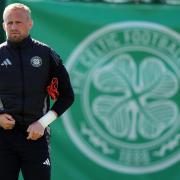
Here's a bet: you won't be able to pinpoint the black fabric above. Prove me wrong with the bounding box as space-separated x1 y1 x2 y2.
0 36 74 126
0 125 51 180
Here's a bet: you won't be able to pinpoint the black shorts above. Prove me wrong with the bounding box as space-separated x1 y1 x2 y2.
0 124 51 180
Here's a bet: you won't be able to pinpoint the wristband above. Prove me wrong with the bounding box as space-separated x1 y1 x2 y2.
38 110 57 128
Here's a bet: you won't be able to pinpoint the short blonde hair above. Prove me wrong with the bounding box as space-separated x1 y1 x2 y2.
3 3 32 21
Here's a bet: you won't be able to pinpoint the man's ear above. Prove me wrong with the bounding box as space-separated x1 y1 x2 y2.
29 20 33 30
2 22 6 31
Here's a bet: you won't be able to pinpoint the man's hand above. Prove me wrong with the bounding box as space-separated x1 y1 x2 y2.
0 113 15 130
27 121 45 140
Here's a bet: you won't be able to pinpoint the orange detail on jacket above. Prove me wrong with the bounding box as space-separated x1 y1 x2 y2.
47 78 59 101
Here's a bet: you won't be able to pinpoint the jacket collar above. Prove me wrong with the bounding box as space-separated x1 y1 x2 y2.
7 35 32 49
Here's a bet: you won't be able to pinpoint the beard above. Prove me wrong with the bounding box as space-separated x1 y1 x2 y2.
7 33 27 43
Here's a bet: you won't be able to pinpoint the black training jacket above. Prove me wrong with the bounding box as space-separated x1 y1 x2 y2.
0 36 74 126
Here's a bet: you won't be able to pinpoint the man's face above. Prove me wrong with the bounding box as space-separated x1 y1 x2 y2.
3 9 33 42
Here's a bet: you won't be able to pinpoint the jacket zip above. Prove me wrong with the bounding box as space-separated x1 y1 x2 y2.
18 47 25 122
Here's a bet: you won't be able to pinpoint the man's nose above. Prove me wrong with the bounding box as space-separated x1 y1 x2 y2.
11 23 18 30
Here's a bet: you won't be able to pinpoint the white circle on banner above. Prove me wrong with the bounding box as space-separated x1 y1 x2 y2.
63 21 180 174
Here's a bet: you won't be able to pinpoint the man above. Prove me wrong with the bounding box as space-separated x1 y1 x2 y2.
0 3 74 180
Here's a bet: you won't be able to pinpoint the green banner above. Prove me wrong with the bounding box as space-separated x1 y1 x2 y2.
0 0 5 43
5 1 180 180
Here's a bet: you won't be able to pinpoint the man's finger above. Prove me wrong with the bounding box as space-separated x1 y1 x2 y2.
7 120 15 125
5 114 15 121
27 126 32 133
27 131 33 139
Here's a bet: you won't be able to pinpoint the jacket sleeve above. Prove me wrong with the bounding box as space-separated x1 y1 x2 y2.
48 48 74 117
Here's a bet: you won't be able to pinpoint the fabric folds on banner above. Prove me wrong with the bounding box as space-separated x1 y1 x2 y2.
5 1 180 180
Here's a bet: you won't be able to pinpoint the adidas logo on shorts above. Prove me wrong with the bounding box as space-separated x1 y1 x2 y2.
43 158 50 166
